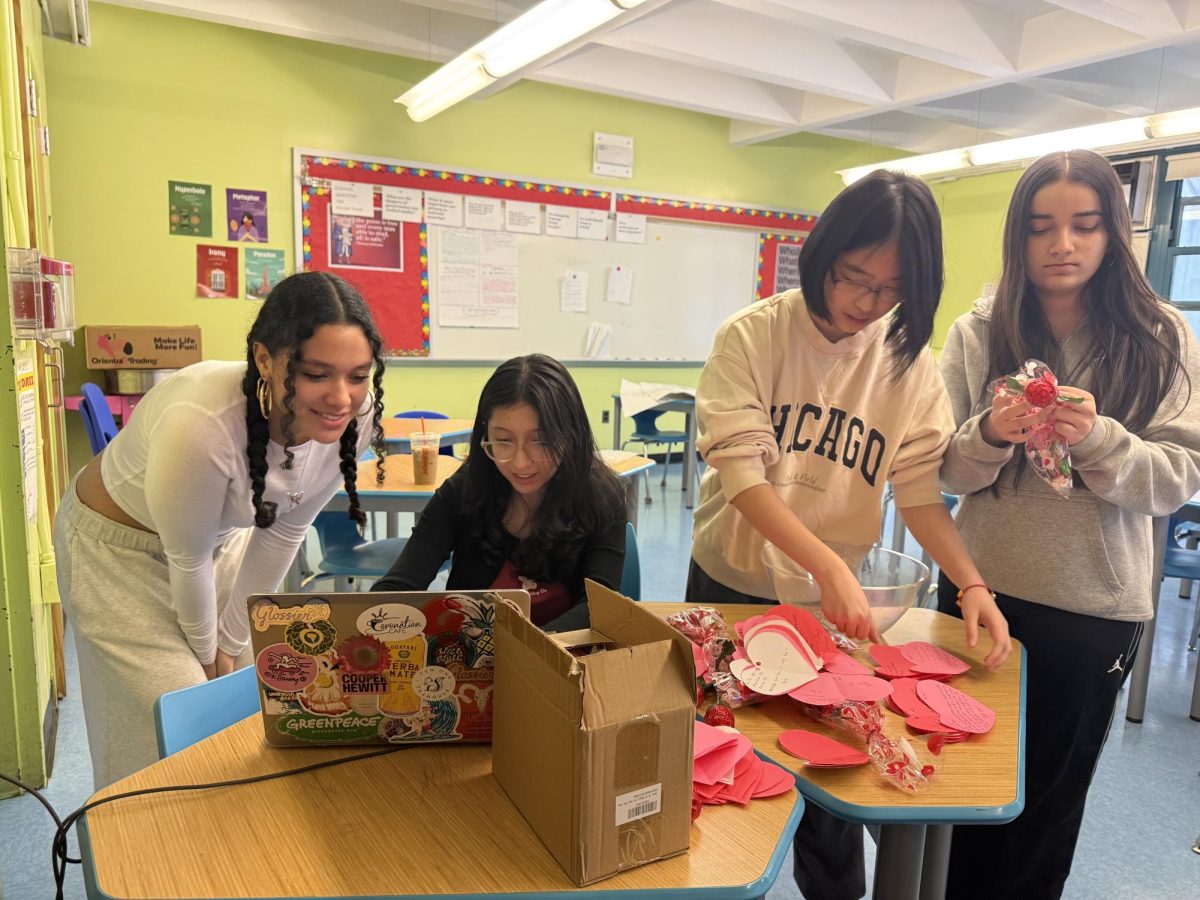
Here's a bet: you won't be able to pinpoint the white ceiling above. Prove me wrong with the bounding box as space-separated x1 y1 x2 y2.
96 0 1200 153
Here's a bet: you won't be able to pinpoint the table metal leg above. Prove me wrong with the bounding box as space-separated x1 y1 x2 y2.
918 824 952 900
873 824 926 900
684 409 697 509
386 512 400 539
625 476 640 531
1191 643 1200 721
1127 515 1167 722
612 396 622 450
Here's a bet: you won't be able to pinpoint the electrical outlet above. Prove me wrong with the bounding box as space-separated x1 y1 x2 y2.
601 410 610 424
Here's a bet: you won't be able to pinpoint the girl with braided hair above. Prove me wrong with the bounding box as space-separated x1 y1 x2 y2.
54 271 386 786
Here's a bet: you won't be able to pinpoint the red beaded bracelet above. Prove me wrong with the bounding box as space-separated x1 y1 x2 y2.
955 583 996 607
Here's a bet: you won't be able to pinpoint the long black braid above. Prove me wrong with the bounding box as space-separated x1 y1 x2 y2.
243 271 387 529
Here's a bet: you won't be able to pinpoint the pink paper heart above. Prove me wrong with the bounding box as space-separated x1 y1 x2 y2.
788 672 893 705
778 730 869 767
743 619 823 671
899 641 970 676
763 605 837 656
917 680 996 734
822 649 872 676
751 759 797 798
887 678 938 719
729 627 819 696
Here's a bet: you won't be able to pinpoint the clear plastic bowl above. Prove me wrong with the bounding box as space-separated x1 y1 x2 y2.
761 544 930 636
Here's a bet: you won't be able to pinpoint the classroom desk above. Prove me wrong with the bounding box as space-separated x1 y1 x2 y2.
611 394 699 510
78 719 804 900
381 416 473 451
331 453 656 537
648 603 1026 900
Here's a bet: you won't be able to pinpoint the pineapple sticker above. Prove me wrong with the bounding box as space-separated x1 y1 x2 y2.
445 594 496 667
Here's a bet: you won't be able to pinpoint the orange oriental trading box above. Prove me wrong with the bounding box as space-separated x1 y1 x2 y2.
83 325 202 369
246 590 530 746
493 581 697 886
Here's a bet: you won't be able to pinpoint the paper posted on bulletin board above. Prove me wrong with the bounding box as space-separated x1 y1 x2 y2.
17 358 38 521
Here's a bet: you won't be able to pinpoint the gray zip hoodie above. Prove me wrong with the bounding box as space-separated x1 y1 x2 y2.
939 298 1200 620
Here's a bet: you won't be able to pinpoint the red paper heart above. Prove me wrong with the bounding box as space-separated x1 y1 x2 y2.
917 680 996 734
778 730 870 766
763 605 837 656
899 641 970 676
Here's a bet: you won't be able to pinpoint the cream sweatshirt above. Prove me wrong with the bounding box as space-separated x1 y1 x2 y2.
691 290 953 598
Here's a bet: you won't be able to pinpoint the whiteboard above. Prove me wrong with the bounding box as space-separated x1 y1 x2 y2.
427 217 759 361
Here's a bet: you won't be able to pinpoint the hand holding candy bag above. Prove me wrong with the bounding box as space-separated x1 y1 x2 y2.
990 358 1083 497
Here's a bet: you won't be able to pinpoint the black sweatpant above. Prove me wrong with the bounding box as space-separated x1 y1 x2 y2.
687 560 866 900
935 576 1141 900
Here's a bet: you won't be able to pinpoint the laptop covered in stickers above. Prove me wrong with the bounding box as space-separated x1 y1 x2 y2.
246 590 531 747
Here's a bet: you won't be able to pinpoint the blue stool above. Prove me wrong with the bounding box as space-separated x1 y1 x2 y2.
154 666 259 758
621 410 691 504
621 521 641 600
79 382 119 454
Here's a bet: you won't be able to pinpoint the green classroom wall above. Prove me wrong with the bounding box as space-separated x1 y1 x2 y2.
43 3 1016 467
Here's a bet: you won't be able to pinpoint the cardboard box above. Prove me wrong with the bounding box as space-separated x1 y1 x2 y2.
84 325 202 369
493 581 696 886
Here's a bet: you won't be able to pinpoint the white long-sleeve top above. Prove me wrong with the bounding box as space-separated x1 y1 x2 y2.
691 290 953 598
100 360 374 662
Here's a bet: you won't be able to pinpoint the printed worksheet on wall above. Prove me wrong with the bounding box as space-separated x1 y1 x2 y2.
435 227 519 328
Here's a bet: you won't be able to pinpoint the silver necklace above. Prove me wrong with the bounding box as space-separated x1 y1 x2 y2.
280 444 313 510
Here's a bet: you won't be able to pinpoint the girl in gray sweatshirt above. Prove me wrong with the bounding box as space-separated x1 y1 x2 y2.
939 149 1200 899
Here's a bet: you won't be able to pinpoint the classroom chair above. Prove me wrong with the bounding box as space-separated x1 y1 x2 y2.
78 382 119 455
153 665 258 758
620 521 641 601
620 410 694 504
1163 510 1200 651
305 510 407 592
394 409 454 456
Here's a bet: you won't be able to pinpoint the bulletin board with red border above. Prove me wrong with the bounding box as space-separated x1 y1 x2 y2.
756 232 810 300
296 149 817 358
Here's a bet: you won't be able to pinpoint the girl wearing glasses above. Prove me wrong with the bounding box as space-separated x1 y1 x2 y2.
689 170 1010 900
373 354 626 630
937 150 1200 899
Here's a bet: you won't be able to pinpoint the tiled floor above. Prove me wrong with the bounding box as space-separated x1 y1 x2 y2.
2 463 1198 899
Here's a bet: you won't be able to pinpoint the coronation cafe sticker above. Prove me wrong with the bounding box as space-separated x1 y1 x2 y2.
276 713 384 743
357 603 426 640
257 643 318 691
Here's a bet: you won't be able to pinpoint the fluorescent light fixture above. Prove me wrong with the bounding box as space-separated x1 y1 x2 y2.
967 119 1148 166
839 149 971 185
396 0 647 121
397 53 494 123
1148 106 1200 139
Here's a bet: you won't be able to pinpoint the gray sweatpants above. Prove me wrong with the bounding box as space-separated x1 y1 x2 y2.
54 479 253 789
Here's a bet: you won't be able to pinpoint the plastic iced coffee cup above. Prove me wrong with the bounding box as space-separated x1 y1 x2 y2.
411 433 440 485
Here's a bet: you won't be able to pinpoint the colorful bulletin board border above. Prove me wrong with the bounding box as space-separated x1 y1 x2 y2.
756 232 809 301
296 150 614 357
615 193 817 232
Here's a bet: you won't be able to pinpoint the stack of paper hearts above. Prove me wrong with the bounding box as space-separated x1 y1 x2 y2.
691 720 795 817
868 641 970 680
728 606 894 706
884 677 995 745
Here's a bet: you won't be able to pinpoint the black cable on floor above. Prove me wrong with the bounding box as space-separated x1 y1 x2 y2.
1 743 408 899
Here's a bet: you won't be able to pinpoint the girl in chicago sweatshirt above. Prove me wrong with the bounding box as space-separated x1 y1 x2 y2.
939 149 1200 899
691 170 1010 900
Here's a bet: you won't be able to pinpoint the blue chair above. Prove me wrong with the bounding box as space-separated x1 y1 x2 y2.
1162 509 1200 651
621 410 692 504
305 510 407 591
621 521 641 600
153 666 259 758
78 382 118 455
394 409 454 456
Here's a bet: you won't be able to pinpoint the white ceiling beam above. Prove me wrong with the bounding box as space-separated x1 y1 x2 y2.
595 0 894 103
1041 0 1185 37
102 0 492 61
535 45 805 127
710 0 1021 77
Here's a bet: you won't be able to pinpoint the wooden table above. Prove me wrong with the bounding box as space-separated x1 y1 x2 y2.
647 603 1026 900
381 417 474 451
79 718 803 899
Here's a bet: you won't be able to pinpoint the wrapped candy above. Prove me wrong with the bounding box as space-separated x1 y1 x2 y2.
990 358 1083 497
797 699 937 793
666 606 764 708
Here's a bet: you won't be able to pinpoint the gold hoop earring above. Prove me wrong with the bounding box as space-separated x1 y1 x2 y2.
256 377 272 420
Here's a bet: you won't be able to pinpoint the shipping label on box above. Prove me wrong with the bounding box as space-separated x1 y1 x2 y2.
493 581 696 886
84 325 203 369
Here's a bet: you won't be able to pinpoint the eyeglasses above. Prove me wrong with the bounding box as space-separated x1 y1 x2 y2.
481 439 551 463
830 271 904 306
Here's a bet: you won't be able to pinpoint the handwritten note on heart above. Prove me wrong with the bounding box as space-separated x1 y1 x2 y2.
917 680 996 734
900 642 970 676
789 672 894 705
728 625 819 695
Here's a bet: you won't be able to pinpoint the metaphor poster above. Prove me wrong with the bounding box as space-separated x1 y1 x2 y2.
227 188 268 242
